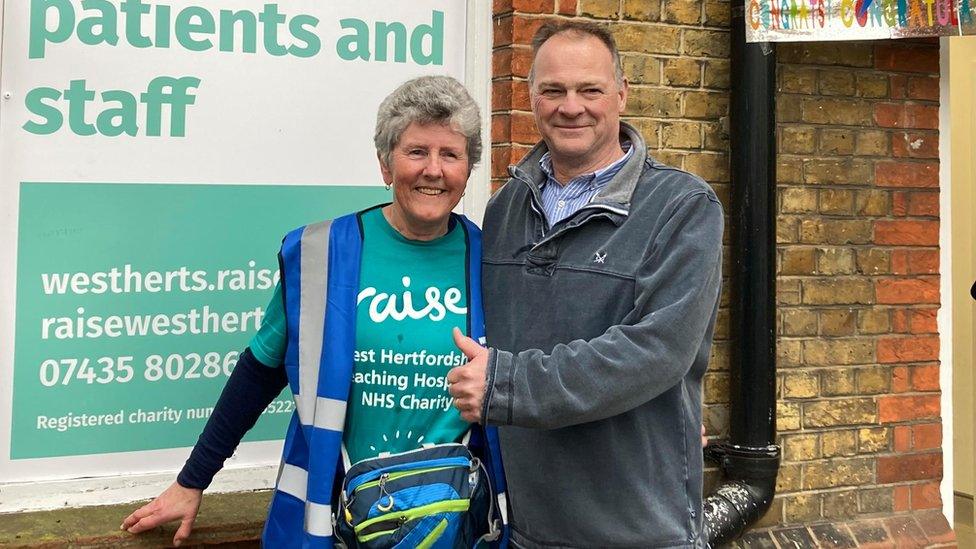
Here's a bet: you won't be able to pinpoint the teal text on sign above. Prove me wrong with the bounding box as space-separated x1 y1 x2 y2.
23 77 200 137
28 1 445 61
25 2 445 137
12 182 389 459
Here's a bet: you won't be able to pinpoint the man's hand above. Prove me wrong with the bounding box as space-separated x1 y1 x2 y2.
121 481 202 547
448 327 488 423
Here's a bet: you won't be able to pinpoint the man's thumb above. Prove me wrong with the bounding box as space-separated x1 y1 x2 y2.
452 327 484 359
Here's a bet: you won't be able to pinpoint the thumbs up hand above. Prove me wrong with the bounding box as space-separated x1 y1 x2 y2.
448 327 489 423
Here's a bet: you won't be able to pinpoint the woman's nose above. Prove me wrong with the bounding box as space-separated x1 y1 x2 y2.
423 155 443 177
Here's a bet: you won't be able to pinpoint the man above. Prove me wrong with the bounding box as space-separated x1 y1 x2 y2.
448 21 723 548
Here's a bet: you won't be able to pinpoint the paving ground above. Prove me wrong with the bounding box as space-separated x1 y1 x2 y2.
729 510 957 548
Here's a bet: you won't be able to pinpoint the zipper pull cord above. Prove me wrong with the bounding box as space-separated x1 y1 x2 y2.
339 488 355 525
376 473 395 512
474 456 501 542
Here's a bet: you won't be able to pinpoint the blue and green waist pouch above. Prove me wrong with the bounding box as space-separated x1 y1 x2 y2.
335 444 501 548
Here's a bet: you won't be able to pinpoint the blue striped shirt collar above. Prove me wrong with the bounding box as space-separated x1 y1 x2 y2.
537 142 634 227
538 141 634 191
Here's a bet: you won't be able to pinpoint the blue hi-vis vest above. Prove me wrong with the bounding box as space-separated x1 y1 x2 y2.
263 209 510 548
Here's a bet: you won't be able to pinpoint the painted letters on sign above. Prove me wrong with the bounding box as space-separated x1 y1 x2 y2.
746 0 976 41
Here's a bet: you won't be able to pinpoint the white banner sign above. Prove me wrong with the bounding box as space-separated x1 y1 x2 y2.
0 0 469 490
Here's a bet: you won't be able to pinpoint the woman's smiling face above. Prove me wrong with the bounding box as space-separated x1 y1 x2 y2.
380 122 469 240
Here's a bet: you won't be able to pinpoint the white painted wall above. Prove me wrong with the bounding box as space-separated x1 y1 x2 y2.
461 0 493 225
938 35 954 525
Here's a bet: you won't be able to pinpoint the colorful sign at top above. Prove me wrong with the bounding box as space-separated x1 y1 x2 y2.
746 0 976 41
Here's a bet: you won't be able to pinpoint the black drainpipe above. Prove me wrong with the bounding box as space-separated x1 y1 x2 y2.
702 2 782 546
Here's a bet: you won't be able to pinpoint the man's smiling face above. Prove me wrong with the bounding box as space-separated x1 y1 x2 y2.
530 32 628 175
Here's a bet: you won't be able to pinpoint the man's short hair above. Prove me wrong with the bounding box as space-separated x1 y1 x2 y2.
528 20 625 87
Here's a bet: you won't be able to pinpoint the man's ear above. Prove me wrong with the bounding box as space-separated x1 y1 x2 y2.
617 77 629 114
378 152 393 185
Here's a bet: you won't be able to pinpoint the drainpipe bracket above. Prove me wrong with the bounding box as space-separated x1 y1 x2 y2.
719 444 781 481
704 443 781 482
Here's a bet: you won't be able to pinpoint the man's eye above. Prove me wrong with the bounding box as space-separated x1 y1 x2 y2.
408 149 426 156
542 89 562 96
583 88 603 95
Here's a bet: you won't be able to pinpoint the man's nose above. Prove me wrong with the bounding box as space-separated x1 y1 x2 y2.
557 92 585 117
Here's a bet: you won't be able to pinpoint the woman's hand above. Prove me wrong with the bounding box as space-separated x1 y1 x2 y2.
121 481 203 547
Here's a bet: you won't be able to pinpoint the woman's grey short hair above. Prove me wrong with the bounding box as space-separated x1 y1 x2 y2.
374 76 482 169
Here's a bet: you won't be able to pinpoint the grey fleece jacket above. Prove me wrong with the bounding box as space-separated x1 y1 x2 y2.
480 122 723 548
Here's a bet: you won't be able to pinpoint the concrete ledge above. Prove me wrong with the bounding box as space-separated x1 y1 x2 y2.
0 490 270 548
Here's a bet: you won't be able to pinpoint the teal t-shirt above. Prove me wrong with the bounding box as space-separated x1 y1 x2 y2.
249 208 470 464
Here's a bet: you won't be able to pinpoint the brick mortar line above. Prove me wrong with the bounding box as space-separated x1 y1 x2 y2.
777 150 941 154
489 51 733 62
772 365 941 372
772 425 940 433
494 12 732 31
774 244 941 249
780 161 941 165
777 127 940 133
778 360 943 367
778 481 943 492
779 184 940 190
781 396 939 403
779 69 942 81
779 101 941 108
778 127 940 133
777 272 941 276
778 330 937 334
776 96 941 106
777 61 938 71
775 390 941 398
779 335 940 339
777 485 946 497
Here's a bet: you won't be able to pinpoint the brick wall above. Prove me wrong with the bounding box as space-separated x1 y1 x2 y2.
770 38 945 533
491 0 731 194
491 0 951 542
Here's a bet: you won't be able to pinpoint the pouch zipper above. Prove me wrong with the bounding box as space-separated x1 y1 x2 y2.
353 465 462 495
345 456 470 494
355 499 470 541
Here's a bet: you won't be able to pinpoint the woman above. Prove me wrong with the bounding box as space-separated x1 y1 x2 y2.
122 76 507 548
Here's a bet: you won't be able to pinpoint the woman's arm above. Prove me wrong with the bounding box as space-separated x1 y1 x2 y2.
121 348 288 546
177 348 288 488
